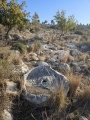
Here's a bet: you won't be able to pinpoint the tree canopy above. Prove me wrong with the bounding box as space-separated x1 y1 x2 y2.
0 0 29 39
54 10 77 33
31 12 40 32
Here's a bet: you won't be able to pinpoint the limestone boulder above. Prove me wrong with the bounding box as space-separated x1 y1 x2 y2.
23 65 69 105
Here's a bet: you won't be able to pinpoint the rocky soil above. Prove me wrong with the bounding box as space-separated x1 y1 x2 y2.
0 28 90 120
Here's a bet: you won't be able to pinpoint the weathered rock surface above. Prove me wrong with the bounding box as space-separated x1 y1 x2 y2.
70 49 82 57
79 116 88 120
6 81 18 95
65 43 77 49
81 44 89 52
23 65 69 105
13 60 29 74
58 50 70 63
58 63 71 73
37 61 49 67
3 110 13 120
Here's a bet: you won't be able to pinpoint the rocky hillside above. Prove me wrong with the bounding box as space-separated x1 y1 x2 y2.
0 27 90 120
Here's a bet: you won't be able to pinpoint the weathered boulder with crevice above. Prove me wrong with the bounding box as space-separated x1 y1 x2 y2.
23 64 69 105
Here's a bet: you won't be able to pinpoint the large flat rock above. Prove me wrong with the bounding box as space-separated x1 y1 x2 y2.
23 65 69 105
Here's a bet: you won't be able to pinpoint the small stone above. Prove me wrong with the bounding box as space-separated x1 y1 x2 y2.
3 110 13 120
79 116 88 120
6 81 18 95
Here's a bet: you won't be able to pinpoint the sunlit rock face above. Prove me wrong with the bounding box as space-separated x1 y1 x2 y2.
3 110 13 120
23 64 69 105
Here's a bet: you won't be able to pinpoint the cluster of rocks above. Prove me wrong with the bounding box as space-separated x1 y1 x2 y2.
2 29 90 120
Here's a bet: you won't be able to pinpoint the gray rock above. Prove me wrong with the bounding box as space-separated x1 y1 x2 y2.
72 63 81 72
13 60 29 74
81 44 89 51
38 62 49 67
14 34 22 41
6 81 18 95
74 61 84 66
87 59 90 63
65 43 77 49
23 65 69 105
8 35 12 40
59 63 71 73
69 56 74 62
79 116 88 120
70 50 82 57
3 110 13 120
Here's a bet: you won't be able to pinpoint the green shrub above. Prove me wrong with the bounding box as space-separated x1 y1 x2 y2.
11 43 26 53
74 30 83 35
30 28 35 33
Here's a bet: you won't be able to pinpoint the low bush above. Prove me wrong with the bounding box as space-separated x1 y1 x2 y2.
74 30 83 35
11 43 26 53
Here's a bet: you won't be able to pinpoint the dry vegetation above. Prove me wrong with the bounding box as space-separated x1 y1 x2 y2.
67 73 82 98
0 25 90 120
75 53 89 63
28 40 41 52
50 85 68 110
78 86 90 105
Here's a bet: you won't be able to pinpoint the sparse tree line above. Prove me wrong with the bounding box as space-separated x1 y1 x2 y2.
54 10 78 34
0 0 78 39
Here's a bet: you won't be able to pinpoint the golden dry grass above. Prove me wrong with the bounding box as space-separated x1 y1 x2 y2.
50 85 68 110
64 54 71 63
58 53 70 63
28 40 41 52
67 73 82 98
79 86 90 104
75 53 89 63
22 53 29 61
11 57 21 65
0 59 13 80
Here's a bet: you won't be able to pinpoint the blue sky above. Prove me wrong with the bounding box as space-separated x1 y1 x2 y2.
18 0 90 24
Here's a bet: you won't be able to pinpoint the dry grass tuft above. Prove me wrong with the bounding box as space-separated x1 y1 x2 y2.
0 59 13 80
11 57 21 65
64 54 70 63
58 51 70 63
78 86 90 105
67 73 82 98
75 53 89 63
28 40 41 52
49 85 68 111
22 53 29 61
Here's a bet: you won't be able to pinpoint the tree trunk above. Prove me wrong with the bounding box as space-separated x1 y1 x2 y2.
6 27 12 40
